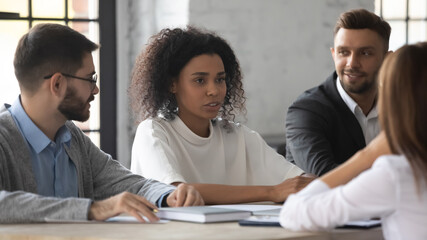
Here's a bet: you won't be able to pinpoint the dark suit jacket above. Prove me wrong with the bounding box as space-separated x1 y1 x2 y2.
285 72 366 176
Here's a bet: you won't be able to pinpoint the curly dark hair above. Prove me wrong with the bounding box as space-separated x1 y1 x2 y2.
129 26 246 123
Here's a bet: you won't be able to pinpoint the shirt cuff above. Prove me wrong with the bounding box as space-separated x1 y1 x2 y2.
156 190 174 207
86 200 94 220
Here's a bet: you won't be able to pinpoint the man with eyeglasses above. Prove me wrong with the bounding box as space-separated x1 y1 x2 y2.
0 23 204 223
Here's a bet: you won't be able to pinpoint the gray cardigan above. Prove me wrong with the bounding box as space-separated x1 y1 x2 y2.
0 104 175 223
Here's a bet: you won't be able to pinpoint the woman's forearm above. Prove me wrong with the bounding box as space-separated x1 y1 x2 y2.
171 175 314 205
321 131 390 188
191 184 272 204
172 182 272 204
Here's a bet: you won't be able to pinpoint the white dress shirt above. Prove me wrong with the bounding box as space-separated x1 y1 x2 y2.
280 155 427 240
336 78 380 144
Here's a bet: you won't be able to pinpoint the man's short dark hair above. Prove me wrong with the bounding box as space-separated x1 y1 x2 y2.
13 23 99 92
334 9 391 52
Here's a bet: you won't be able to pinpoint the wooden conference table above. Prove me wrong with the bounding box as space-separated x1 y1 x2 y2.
0 221 383 240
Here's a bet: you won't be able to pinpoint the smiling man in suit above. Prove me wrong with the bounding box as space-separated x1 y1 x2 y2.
285 9 392 176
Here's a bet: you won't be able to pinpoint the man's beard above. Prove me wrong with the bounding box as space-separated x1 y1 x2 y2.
58 86 94 122
340 69 377 94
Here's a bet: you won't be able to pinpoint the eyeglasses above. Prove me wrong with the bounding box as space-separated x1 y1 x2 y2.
44 73 98 91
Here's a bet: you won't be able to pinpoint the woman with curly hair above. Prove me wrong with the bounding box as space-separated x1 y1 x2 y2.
129 26 314 204
280 42 427 239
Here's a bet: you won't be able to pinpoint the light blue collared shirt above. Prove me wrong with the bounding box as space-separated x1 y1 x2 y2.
7 97 78 198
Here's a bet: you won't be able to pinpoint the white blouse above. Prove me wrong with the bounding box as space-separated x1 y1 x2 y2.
280 154 427 240
131 117 303 185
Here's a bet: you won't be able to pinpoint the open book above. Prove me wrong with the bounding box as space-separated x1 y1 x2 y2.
156 206 251 223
